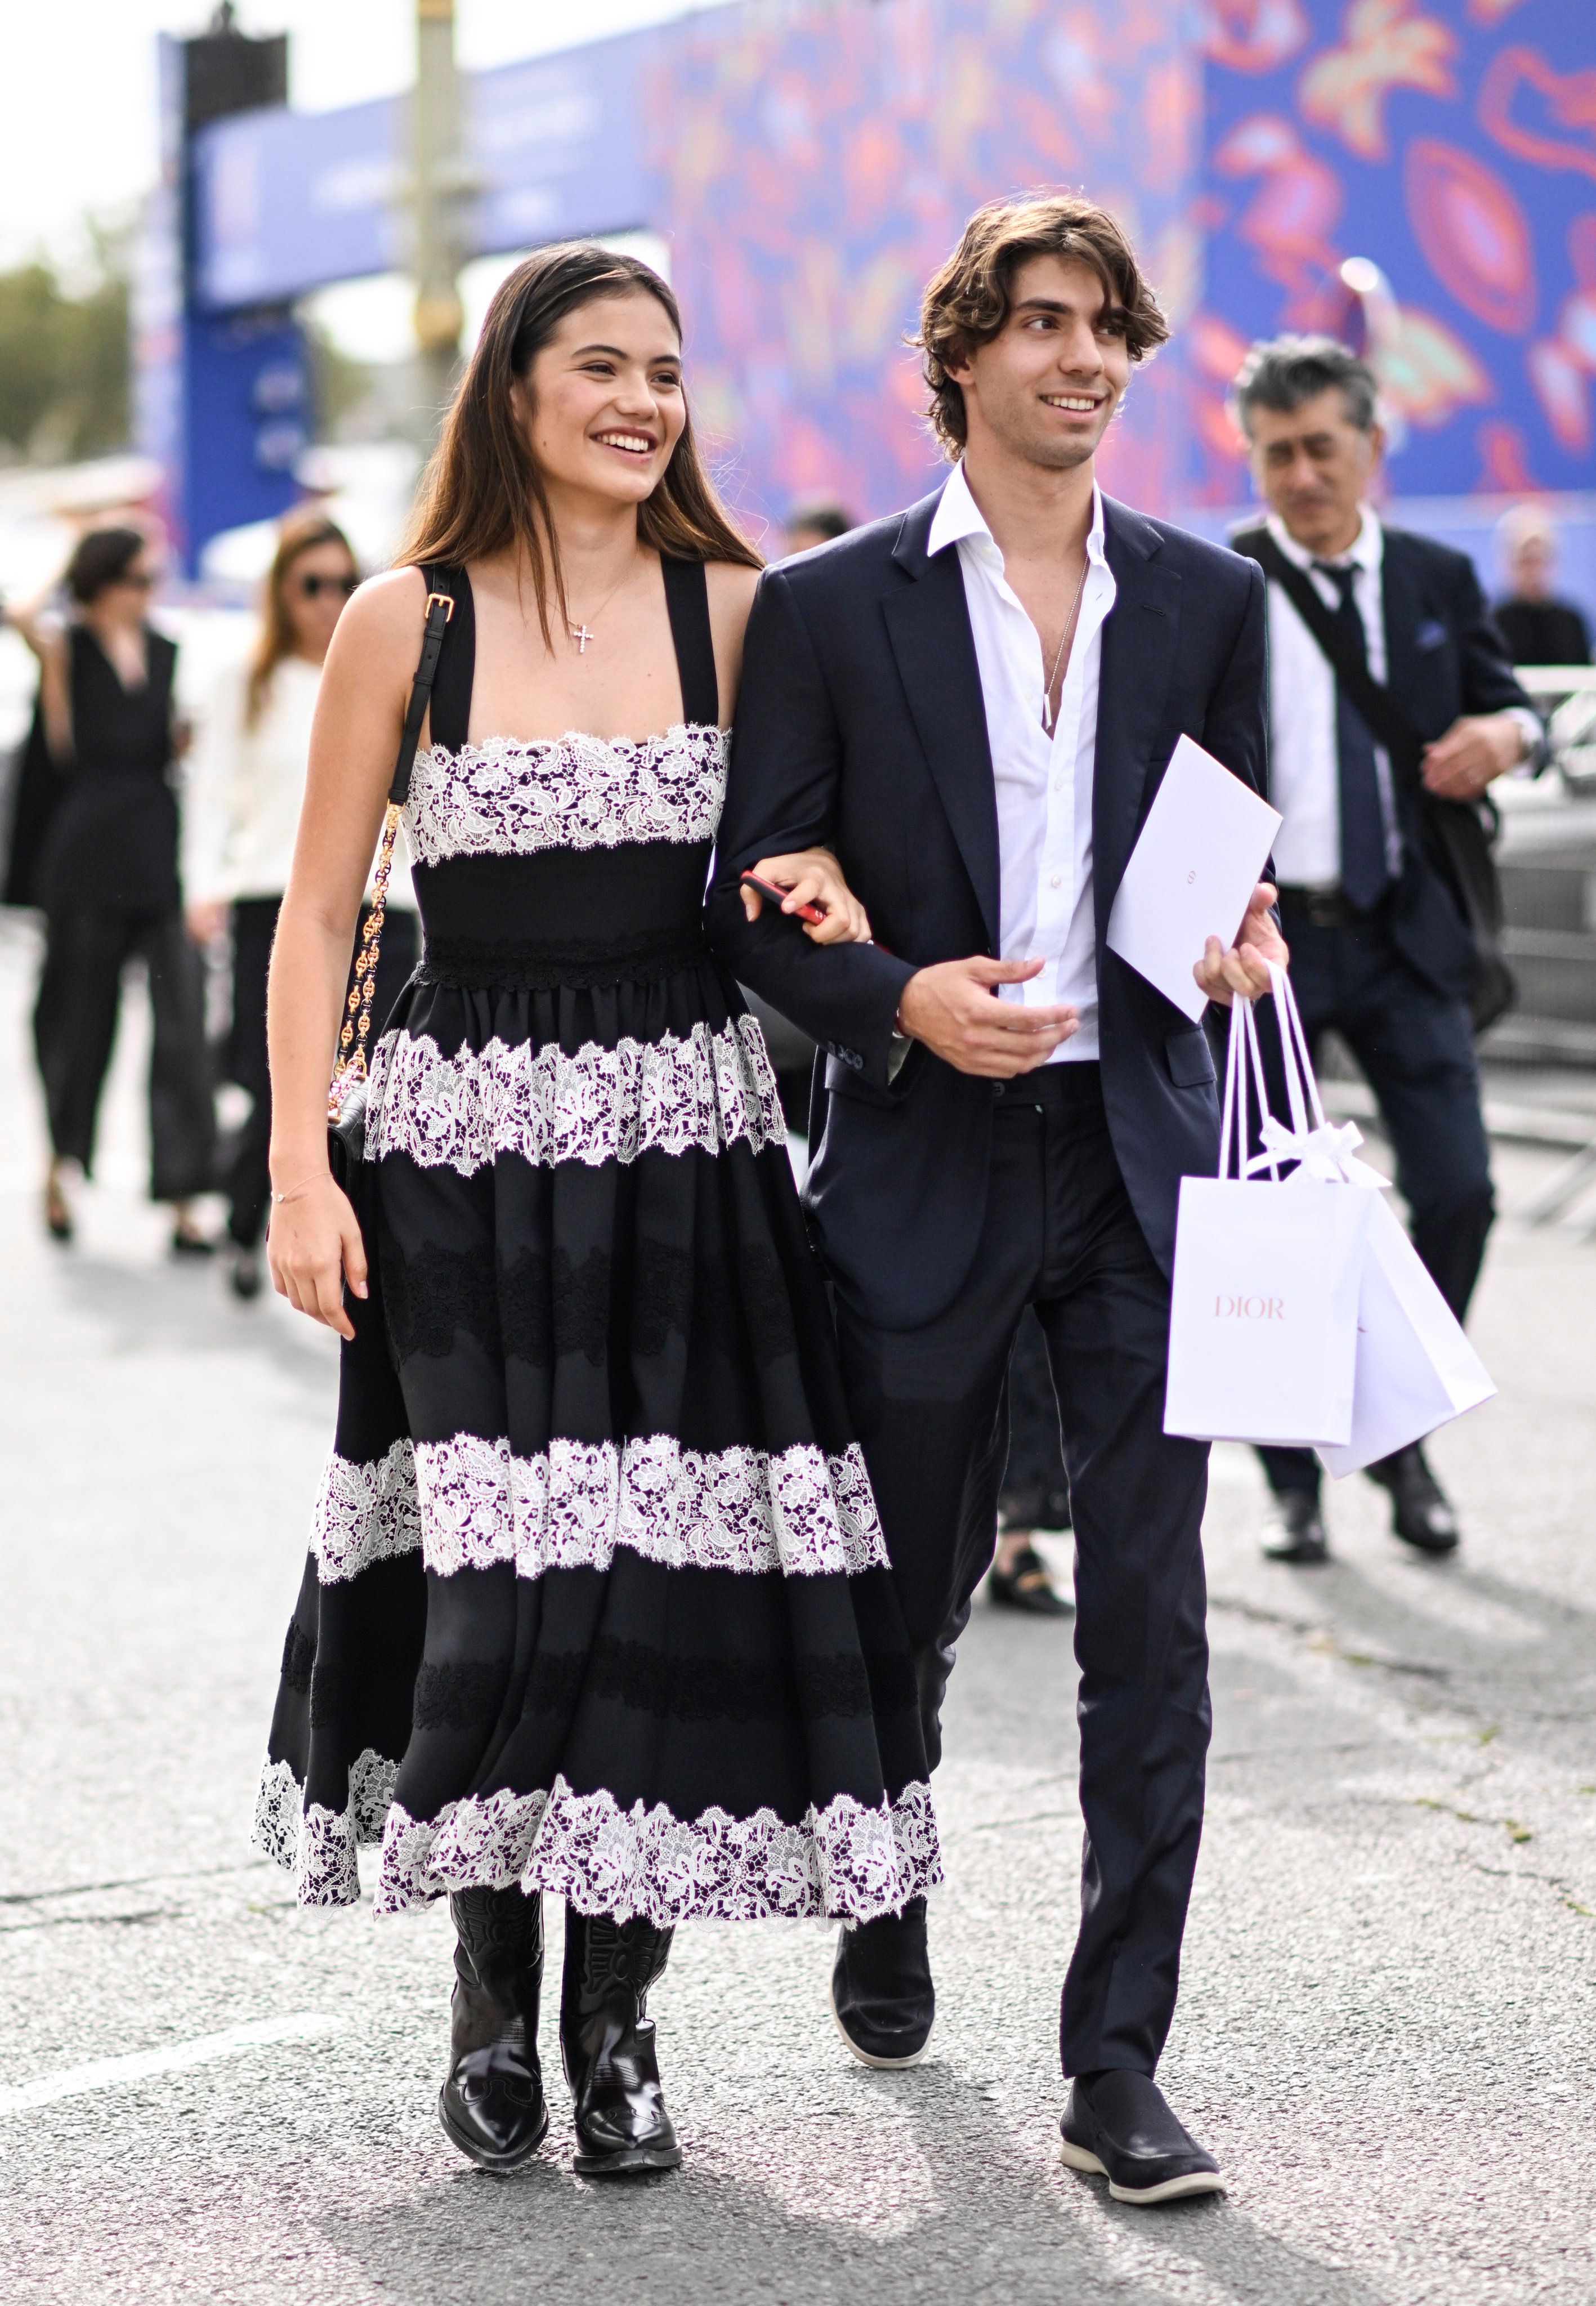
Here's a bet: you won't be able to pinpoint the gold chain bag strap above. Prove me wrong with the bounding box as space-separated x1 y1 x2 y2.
327 583 455 1158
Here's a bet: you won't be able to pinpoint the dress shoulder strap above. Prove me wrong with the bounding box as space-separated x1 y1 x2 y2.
660 556 719 728
420 564 475 752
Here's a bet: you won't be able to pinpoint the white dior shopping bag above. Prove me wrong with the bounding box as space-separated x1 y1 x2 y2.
1318 1190 1496 1476
1255 960 1496 1472
1164 968 1375 1447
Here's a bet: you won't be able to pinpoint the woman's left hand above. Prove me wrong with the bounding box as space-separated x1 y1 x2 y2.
739 848 871 945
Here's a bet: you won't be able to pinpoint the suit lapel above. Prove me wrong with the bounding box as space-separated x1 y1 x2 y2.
883 494 1002 948
1380 526 1423 707
1093 498 1181 936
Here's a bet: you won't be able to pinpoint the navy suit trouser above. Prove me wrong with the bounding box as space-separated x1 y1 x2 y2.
832 1062 1211 2080
1257 890 1495 1503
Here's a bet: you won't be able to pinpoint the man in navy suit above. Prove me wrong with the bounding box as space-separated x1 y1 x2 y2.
1228 337 1542 1567
708 195 1283 2205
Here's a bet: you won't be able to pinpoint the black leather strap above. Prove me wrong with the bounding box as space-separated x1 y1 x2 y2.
415 564 474 761
660 555 719 727
390 573 462 803
1233 529 1424 779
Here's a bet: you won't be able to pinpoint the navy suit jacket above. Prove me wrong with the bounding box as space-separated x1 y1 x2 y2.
706 486 1269 1331
1233 519 1538 1003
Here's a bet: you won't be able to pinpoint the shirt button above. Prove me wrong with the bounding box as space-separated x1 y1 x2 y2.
1049 873 1062 888
1053 777 1064 792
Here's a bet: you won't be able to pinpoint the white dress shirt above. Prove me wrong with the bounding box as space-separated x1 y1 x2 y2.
185 654 414 908
1263 507 1401 891
1263 505 1536 890
927 461 1116 1062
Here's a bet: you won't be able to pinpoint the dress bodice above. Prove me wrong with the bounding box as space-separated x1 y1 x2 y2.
404 723 728 866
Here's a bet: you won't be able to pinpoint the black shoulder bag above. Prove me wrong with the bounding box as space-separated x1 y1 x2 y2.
327 582 455 1167
1236 530 1515 1034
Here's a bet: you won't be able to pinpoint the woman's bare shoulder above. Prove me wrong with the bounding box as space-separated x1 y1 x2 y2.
703 558 761 643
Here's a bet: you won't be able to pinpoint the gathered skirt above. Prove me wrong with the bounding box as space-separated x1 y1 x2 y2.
252 951 940 1924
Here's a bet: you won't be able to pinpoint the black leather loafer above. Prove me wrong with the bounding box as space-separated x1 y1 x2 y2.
830 1897 935 2067
439 1885 550 2171
1260 1491 1329 1563
1059 2070 1224 2206
989 1543 1074 1616
1366 1444 1459 1555
561 1911 681 2175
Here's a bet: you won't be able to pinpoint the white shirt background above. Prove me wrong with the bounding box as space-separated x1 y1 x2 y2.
185 653 413 909
1262 506 1401 891
928 461 1115 1062
1261 504 1535 890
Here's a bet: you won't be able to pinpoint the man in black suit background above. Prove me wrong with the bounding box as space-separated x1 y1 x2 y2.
1228 337 1543 1567
708 194 1283 2206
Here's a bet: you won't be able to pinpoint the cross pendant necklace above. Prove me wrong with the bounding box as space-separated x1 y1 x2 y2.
566 557 636 656
570 623 595 653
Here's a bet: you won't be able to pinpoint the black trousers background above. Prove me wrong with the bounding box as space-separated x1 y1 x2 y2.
834 1064 1211 2078
34 906 213 1201
1001 1306 1073 1530
1257 891 1495 1502
226 896 419 1249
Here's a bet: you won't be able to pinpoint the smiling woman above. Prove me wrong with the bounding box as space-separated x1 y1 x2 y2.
251 239 938 2185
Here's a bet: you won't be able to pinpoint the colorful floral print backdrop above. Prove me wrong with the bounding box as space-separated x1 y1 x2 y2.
1192 0 1595 507
641 0 1198 537
634 0 1589 533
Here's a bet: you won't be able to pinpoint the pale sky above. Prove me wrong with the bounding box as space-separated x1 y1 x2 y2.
6 0 701 273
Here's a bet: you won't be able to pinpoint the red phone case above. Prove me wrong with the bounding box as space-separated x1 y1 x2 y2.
740 871 827 925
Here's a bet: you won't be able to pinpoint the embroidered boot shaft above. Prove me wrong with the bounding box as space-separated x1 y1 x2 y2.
560 1909 681 2175
437 1885 549 2169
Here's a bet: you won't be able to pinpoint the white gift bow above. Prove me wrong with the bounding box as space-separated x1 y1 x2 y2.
1253 1110 1390 1190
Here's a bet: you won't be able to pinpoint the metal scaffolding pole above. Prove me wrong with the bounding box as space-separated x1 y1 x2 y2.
412 0 464 442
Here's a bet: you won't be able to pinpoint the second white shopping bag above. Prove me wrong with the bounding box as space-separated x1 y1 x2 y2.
1164 975 1374 1447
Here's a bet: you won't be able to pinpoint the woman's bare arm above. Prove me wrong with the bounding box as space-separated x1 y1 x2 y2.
4 597 73 761
265 566 429 1337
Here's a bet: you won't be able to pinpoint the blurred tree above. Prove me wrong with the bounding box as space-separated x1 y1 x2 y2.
0 222 131 466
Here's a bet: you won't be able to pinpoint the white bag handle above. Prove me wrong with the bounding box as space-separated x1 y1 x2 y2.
1218 991 1280 1182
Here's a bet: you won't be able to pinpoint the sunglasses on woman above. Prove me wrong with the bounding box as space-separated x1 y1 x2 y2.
294 573 360 598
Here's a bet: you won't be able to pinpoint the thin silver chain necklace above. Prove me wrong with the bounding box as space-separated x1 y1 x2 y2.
1041 554 1090 735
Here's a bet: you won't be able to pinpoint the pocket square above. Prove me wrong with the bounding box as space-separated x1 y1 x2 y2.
1415 618 1449 651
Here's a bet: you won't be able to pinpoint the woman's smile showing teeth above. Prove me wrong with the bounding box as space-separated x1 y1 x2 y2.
594 429 656 455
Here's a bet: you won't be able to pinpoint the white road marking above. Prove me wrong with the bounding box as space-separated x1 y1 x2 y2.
0 2013 342 2116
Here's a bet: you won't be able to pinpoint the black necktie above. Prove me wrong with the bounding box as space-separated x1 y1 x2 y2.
1313 561 1391 911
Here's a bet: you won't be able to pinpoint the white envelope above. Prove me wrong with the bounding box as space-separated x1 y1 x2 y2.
1106 735 1282 1022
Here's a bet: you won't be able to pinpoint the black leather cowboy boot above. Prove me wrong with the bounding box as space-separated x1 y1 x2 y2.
560 1908 681 2175
437 1884 549 2170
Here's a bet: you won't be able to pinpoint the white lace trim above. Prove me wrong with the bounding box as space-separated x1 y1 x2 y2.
415 1432 887 1580
251 1748 400 1909
363 1013 784 1174
405 725 728 866
306 1434 886 1585
310 1437 418 1584
372 1773 943 1925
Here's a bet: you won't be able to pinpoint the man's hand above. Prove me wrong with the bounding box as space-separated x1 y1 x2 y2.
1421 713 1525 801
1193 881 1288 1007
737 847 871 944
897 955 1078 1077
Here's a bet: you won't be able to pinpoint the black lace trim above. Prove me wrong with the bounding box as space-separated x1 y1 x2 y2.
281 1620 316 1695
418 930 708 990
386 1236 798 1369
414 1659 509 1733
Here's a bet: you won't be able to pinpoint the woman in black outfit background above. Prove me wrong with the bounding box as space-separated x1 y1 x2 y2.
6 526 213 1248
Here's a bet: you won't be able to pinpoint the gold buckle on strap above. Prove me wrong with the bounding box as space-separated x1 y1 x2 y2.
424 591 456 622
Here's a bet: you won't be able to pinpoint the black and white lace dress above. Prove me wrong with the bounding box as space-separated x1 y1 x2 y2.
252 559 940 1925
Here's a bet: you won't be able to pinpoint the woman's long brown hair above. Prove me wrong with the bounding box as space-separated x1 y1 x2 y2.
246 511 358 727
398 243 761 645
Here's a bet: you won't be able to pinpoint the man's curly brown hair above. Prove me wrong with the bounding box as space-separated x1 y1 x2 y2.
913 194 1170 458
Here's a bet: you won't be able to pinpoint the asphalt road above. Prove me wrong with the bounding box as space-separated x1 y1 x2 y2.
2 913 1594 2305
